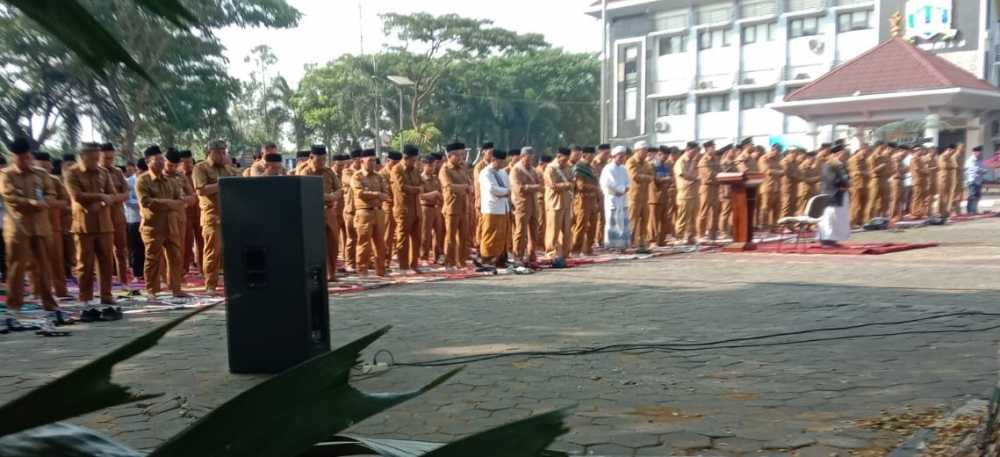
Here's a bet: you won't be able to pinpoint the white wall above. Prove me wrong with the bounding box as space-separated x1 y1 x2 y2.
653 113 695 144
655 53 692 94
835 29 877 64
698 111 733 139
741 39 782 81
741 107 783 136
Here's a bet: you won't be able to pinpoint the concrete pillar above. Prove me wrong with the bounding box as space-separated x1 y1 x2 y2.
923 113 942 146
806 121 819 150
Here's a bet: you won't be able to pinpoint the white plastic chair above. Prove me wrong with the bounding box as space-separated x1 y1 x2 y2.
776 194 831 252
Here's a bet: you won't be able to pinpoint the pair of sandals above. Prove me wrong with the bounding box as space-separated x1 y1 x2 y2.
79 307 124 323
3 314 72 337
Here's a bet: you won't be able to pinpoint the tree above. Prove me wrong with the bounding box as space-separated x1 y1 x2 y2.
293 55 383 151
380 13 547 129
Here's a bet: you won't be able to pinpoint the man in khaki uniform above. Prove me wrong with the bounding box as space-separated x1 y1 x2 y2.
192 139 236 294
165 149 197 286
243 143 286 177
570 146 598 256
925 148 939 215
136 146 188 297
390 145 424 273
179 150 203 273
718 145 736 236
888 146 905 219
697 141 722 240
341 149 362 271
649 146 673 246
779 147 801 218
591 144 611 247
625 142 655 251
439 143 472 270
99 143 130 288
352 149 389 276
757 144 784 231
847 145 871 226
418 155 443 263
937 145 957 217
909 146 930 218
796 150 821 214
64 142 116 304
33 152 71 299
378 152 400 269
2 138 60 312
544 147 574 263
299 145 342 281
865 144 891 220
509 147 542 264
536 155 551 244
674 142 701 245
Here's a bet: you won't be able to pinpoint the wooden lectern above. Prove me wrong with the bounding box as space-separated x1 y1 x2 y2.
718 172 764 251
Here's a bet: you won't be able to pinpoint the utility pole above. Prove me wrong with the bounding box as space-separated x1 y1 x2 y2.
600 0 608 143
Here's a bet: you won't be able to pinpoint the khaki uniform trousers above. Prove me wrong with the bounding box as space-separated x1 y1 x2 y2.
184 207 203 272
849 183 869 226
420 205 444 262
675 196 699 241
325 222 339 281
355 209 386 276
443 209 469 268
111 218 129 285
201 222 223 292
5 235 58 310
628 202 650 248
512 201 539 261
75 232 114 302
545 208 572 258
938 176 954 216
571 199 596 255
698 185 721 238
780 184 798 218
46 210 68 297
649 202 671 246
720 195 732 237
910 181 929 218
343 210 357 270
593 197 605 248
142 228 183 294
758 188 780 229
394 210 420 271
383 207 395 269
866 181 890 220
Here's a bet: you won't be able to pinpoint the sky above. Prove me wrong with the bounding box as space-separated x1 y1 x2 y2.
217 0 604 85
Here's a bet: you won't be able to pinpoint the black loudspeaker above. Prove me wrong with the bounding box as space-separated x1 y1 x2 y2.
220 176 330 374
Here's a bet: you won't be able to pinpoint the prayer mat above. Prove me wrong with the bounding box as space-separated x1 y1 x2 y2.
732 242 939 256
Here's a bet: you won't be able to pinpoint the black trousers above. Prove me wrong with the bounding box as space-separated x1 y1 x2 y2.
126 222 144 279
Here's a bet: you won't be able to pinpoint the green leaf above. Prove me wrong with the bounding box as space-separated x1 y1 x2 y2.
0 304 217 438
5 0 154 82
148 326 462 457
421 409 570 457
0 423 141 457
133 0 198 28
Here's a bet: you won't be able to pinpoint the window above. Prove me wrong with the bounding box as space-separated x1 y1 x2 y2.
657 98 687 117
742 22 776 44
697 94 730 113
654 10 688 30
740 90 774 109
786 0 823 11
624 46 639 83
741 0 776 18
625 88 638 120
837 10 871 32
696 4 732 25
658 34 687 55
698 28 733 50
788 17 819 38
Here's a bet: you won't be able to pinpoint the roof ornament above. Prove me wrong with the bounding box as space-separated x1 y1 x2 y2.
890 10 903 38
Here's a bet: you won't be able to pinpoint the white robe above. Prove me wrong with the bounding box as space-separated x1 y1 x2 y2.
817 194 851 242
600 162 630 249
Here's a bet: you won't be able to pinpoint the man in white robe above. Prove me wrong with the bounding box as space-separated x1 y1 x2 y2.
600 146 630 251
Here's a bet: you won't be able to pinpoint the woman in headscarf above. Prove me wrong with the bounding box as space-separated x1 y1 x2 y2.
817 145 851 247
600 146 630 251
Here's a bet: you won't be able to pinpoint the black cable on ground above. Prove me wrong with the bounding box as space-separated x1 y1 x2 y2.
373 311 1000 368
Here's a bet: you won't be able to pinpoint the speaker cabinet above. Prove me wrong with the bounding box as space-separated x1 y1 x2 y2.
220 176 330 374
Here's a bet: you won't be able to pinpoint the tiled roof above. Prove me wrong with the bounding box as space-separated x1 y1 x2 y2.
784 37 999 102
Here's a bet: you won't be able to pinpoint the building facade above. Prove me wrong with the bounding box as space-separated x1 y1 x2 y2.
589 0 1000 149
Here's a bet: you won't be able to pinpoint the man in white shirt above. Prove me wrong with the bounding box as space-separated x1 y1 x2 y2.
125 160 144 280
600 146 630 251
478 149 511 267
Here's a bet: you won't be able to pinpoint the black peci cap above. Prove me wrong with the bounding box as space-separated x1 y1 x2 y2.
493 150 508 160
165 148 182 164
7 137 32 154
361 149 376 158
582 146 596 154
310 144 328 155
403 144 419 157
387 151 403 161
598 143 611 150
480 142 494 150
446 142 466 152
100 142 115 152
333 154 350 162
556 147 571 156
686 141 699 149
296 150 310 159
264 153 282 163
540 155 554 163
350 148 362 159
32 151 50 161
143 145 163 158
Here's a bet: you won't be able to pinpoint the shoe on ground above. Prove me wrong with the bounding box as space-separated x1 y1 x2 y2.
80 308 102 323
100 307 123 322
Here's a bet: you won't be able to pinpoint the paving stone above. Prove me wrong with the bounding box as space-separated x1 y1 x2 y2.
763 434 817 450
712 437 764 453
795 445 847 457
607 432 661 449
660 431 712 451
815 435 871 450
586 443 636 456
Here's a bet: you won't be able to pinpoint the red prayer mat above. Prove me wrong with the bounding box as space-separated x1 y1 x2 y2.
733 242 939 255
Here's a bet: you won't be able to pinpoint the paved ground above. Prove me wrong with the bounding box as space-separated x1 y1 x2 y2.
2 216 999 456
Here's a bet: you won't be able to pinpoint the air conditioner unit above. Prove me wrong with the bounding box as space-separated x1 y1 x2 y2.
697 81 715 89
808 39 825 54
655 121 671 133
795 73 810 80
741 77 756 85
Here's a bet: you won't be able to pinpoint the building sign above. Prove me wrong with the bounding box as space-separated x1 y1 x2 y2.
905 0 957 40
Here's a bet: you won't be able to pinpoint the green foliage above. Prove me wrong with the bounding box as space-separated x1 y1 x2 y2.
391 123 443 153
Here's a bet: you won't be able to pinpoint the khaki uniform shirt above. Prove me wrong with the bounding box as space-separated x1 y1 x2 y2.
351 169 387 211
698 154 721 188
1 165 55 239
438 162 470 216
509 164 540 211
543 161 573 212
64 164 115 234
847 153 870 188
625 156 654 206
136 171 182 237
757 153 783 192
192 160 237 226
673 153 700 199
390 164 422 216
101 164 128 225
299 162 342 226
420 172 443 207
341 167 357 214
